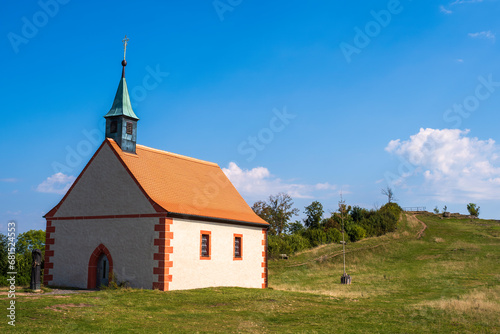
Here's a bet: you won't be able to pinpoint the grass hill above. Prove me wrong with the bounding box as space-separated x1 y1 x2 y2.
2 213 499 333
269 212 499 332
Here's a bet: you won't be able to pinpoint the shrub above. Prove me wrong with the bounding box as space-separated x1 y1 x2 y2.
351 206 369 223
302 229 327 248
326 228 342 244
348 225 366 242
267 234 310 258
467 203 480 218
379 202 403 218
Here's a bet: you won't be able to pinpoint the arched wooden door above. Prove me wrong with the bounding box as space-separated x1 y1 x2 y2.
88 244 113 289
96 254 109 288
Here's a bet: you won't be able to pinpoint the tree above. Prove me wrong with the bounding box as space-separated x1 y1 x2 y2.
381 186 396 203
17 230 45 255
351 206 368 223
433 206 439 214
252 193 299 235
288 220 305 235
467 203 480 218
252 201 272 223
303 201 324 229
322 215 341 230
0 230 45 286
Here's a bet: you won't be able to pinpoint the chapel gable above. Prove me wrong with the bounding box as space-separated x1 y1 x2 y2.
50 142 157 218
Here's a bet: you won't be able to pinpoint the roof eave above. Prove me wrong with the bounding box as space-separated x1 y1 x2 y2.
167 212 269 228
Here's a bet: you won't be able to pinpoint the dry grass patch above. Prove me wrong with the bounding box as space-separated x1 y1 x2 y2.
428 260 469 272
45 303 94 312
419 287 500 316
416 254 442 260
448 240 480 252
275 285 368 299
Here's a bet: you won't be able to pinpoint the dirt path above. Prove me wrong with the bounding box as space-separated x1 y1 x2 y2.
409 214 428 239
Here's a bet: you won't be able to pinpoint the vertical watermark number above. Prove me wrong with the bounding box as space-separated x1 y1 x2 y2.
6 221 17 326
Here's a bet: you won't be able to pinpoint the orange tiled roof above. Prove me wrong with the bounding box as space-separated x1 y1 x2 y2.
107 139 268 226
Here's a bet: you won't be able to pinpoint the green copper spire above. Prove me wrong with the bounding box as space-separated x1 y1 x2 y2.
105 36 138 120
104 36 139 154
104 64 139 120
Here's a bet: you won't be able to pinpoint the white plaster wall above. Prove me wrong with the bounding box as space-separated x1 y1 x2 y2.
169 218 265 290
54 143 156 217
51 217 157 289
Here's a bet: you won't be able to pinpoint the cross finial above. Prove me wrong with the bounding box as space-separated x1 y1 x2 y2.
122 35 129 61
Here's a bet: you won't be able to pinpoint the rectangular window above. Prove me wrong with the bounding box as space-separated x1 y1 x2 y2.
200 231 211 260
126 122 133 135
234 234 243 260
110 121 117 134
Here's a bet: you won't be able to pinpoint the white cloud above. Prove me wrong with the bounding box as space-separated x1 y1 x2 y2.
451 0 483 5
36 173 76 195
222 162 338 200
468 31 496 41
441 0 483 14
439 5 453 14
0 178 18 183
386 128 500 201
315 182 337 190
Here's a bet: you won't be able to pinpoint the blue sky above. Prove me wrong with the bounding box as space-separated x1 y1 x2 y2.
1 0 499 234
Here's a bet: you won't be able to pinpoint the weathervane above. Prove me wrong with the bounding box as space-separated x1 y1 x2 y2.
122 35 129 61
121 35 129 78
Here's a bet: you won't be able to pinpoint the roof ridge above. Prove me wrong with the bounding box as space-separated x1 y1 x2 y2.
136 144 219 167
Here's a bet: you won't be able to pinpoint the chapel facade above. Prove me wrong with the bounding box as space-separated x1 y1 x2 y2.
43 56 269 291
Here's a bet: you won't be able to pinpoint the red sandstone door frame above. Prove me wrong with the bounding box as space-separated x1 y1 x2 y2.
87 244 113 289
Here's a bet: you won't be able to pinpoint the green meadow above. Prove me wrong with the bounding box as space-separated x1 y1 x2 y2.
2 213 499 333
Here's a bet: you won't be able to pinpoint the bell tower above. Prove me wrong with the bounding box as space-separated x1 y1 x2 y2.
104 35 139 154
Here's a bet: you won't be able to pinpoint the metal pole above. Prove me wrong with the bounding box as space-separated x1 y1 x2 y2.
342 212 345 275
339 193 351 284
341 196 346 275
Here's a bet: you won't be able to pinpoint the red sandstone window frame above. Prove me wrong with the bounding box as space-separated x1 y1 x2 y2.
200 231 211 260
234 234 243 260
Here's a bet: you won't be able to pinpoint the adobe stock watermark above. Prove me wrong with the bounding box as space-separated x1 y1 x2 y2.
237 107 296 162
384 155 417 188
339 0 409 64
130 65 169 108
52 64 169 175
213 0 243 21
178 169 232 216
7 0 71 54
443 74 500 128
178 106 294 214
6 221 17 326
